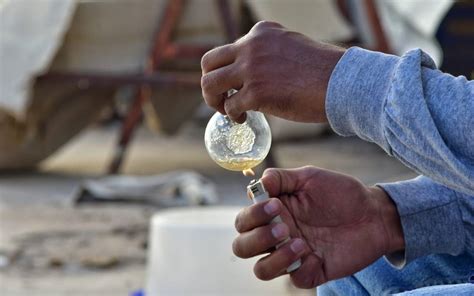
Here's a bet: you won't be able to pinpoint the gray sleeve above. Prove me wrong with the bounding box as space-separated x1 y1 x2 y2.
325 47 474 195
379 176 473 268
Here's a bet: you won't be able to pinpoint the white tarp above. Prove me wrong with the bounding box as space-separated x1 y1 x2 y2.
0 0 239 120
246 0 354 42
0 0 239 170
376 0 454 66
0 0 76 118
247 0 453 66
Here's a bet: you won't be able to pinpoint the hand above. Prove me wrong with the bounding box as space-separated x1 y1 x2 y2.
201 21 345 123
232 166 405 288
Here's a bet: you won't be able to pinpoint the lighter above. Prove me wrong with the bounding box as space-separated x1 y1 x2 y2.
247 179 302 273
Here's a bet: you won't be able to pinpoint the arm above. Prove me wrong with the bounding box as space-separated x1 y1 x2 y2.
378 176 473 268
201 21 473 193
326 47 474 195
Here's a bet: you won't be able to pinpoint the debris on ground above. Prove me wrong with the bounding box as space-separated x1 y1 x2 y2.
73 171 219 207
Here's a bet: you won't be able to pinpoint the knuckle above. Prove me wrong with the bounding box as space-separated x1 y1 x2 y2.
244 37 267 55
253 263 271 281
200 74 209 90
203 96 219 108
300 165 318 176
237 60 251 74
201 88 208 102
246 81 264 100
246 82 256 97
234 213 244 233
232 237 244 257
254 20 280 30
201 92 213 106
237 63 258 88
200 74 214 91
200 51 212 71
263 168 277 177
290 275 315 289
241 32 268 53
254 20 269 30
224 100 241 119
291 279 309 289
227 112 241 122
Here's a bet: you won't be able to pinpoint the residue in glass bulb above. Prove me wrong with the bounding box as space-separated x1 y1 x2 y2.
214 157 263 171
226 123 255 154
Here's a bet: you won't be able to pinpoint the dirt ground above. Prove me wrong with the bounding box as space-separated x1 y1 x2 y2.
0 120 416 295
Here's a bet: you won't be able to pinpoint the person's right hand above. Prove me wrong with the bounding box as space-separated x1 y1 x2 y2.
232 166 405 288
201 21 345 123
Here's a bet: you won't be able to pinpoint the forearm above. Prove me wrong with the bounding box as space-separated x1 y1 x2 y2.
326 47 474 195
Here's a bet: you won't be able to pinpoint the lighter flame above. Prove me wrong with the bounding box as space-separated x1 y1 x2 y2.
242 168 255 177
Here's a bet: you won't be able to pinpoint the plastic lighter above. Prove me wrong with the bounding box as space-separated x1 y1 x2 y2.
247 179 302 273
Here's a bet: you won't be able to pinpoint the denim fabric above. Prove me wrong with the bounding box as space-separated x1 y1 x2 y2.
317 251 474 295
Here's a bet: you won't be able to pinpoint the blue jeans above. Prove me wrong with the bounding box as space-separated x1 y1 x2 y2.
317 251 474 295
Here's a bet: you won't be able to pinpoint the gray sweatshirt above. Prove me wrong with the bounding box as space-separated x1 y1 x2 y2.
326 47 473 268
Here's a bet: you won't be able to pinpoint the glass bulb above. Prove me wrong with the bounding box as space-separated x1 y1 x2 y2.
204 111 272 172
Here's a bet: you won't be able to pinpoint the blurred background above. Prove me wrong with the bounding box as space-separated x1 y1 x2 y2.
0 0 473 295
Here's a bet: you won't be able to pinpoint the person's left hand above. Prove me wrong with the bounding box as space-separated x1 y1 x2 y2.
232 166 405 288
201 21 345 123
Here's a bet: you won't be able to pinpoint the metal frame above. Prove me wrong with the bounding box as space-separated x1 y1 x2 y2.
37 0 239 174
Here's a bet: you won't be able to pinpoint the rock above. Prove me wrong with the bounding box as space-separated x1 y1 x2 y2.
80 255 119 269
48 257 64 268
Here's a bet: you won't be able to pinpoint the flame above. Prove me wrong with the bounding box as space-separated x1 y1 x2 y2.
242 168 255 177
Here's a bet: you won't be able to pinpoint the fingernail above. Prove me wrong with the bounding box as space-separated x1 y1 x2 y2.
290 239 305 254
264 200 279 215
271 224 287 239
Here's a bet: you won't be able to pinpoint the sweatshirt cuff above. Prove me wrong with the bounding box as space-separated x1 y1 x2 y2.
378 176 465 268
325 47 399 153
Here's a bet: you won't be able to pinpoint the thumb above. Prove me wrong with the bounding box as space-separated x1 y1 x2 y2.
261 166 316 197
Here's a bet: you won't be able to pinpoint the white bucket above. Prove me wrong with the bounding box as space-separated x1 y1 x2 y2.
145 206 295 296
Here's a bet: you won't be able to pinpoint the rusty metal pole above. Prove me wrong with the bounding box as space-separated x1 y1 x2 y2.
108 0 240 174
108 0 185 174
216 0 240 42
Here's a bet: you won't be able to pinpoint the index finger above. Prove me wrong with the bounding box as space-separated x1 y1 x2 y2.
201 43 237 74
235 198 283 233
